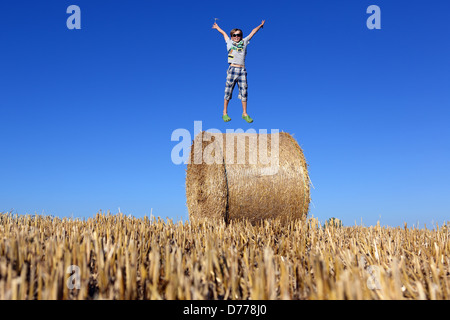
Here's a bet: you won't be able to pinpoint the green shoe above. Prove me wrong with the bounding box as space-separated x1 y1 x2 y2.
242 114 253 123
222 114 231 122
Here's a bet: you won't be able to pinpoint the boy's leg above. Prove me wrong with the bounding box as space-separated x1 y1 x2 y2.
241 100 248 116
237 69 249 116
224 66 237 112
223 99 230 115
224 67 238 115
222 99 232 122
241 100 253 123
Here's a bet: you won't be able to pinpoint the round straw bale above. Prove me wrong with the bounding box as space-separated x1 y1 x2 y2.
186 131 310 224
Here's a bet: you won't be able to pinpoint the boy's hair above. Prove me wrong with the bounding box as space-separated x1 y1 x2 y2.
230 28 243 37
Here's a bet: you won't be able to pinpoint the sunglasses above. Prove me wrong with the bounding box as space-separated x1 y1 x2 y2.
232 34 242 37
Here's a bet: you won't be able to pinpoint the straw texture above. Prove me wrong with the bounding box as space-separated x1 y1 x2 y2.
186 131 310 224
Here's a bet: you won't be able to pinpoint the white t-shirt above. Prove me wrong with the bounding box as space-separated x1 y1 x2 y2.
226 36 250 66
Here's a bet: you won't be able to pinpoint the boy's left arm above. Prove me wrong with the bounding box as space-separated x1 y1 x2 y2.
247 20 265 41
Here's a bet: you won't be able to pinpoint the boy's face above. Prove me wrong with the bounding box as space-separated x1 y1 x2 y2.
231 31 242 41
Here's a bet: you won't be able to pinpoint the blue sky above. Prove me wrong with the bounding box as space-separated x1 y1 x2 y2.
1 0 449 227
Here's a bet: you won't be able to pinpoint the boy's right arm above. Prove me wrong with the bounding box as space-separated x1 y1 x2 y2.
212 22 229 42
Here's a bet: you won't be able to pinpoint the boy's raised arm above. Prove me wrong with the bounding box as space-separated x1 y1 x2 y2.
212 22 229 42
247 20 265 41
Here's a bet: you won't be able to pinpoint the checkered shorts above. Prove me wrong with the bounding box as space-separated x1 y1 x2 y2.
224 66 248 101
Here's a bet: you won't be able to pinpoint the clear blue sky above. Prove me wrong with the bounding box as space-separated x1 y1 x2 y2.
1 0 449 227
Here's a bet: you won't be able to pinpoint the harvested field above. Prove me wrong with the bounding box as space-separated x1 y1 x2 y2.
0 212 448 300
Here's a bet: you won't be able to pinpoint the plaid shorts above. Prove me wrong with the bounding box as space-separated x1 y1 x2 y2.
224 66 248 101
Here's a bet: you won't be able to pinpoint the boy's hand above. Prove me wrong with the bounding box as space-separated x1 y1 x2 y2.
212 22 229 41
247 19 266 41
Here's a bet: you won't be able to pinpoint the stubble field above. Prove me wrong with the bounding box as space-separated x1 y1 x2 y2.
0 212 448 300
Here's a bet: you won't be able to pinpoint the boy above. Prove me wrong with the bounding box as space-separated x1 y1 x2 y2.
212 20 265 123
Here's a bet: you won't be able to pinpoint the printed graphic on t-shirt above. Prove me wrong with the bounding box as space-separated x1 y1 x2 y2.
227 39 247 63
229 45 243 52
228 46 243 56
228 48 234 60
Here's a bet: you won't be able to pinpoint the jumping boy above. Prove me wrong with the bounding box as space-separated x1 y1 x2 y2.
212 20 265 123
